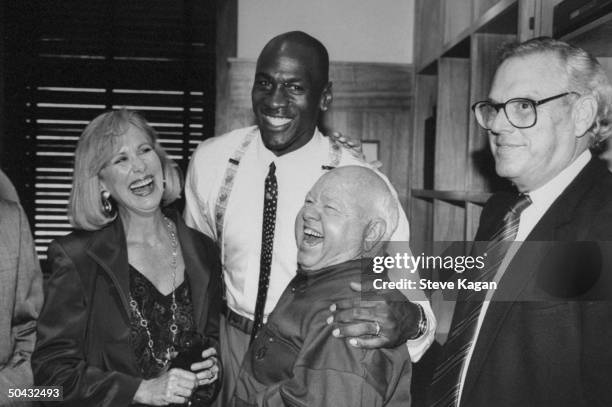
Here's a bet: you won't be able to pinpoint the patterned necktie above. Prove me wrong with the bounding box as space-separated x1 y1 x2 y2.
429 193 531 407
251 162 277 343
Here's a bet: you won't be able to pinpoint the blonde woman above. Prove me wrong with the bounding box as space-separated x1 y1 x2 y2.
33 110 221 406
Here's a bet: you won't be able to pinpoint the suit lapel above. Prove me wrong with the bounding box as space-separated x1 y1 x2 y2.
85 218 131 318
460 158 603 404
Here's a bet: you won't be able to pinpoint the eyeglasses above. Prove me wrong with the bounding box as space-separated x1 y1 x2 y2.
471 92 580 130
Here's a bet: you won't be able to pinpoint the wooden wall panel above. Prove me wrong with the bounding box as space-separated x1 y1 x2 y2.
218 59 255 133
323 62 413 210
518 0 537 41
410 74 437 253
443 0 473 45
214 0 238 136
363 112 394 169
434 58 470 242
217 58 414 209
430 58 470 340
415 0 443 69
518 0 563 40
473 0 503 20
388 113 413 207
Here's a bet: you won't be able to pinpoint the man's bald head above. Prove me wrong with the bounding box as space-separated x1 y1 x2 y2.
323 166 398 240
295 166 398 270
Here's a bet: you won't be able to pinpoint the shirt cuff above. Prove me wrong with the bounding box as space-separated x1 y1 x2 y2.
406 300 436 362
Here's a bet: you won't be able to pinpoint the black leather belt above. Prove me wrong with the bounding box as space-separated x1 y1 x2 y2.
223 303 254 335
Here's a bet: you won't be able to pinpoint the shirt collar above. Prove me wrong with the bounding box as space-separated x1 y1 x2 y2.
527 149 591 209
255 127 326 166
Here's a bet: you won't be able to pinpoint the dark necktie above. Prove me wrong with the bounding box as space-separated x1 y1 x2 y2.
429 193 531 407
251 162 277 343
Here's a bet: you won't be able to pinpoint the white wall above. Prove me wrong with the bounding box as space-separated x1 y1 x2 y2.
237 0 414 64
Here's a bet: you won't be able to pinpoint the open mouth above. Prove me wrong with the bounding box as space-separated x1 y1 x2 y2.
303 226 323 246
263 114 292 128
129 175 155 196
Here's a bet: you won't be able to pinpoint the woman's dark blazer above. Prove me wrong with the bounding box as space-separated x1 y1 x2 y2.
32 209 222 406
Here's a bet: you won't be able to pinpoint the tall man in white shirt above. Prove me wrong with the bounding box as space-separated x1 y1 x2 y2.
429 37 612 407
185 31 435 404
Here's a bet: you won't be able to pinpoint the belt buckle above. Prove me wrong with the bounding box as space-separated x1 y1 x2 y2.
231 312 240 324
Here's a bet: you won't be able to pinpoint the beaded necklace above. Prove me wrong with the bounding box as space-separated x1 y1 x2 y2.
128 215 179 368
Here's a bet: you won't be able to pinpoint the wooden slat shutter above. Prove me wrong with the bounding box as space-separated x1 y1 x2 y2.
2 0 216 261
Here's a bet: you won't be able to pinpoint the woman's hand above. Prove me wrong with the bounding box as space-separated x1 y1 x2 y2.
190 347 220 387
133 368 197 406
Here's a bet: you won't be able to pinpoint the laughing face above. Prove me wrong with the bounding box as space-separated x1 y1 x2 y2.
252 39 331 156
98 125 164 218
295 172 368 271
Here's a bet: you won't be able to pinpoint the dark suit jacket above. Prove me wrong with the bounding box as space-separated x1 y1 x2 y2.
456 158 612 406
32 209 222 407
0 199 43 407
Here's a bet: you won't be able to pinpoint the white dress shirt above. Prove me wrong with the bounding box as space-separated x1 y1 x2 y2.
184 125 435 361
457 149 592 403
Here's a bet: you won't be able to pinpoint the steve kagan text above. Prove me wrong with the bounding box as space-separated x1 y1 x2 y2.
372 278 497 292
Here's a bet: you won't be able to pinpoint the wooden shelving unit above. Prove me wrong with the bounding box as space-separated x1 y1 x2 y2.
410 0 523 248
411 189 492 204
418 0 519 73
560 12 612 56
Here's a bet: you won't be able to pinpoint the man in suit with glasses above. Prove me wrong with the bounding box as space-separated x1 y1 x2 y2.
429 37 612 406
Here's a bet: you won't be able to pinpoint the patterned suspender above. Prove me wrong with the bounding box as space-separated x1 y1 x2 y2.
214 128 258 244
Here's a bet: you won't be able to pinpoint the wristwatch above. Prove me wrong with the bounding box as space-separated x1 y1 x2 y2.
408 303 427 340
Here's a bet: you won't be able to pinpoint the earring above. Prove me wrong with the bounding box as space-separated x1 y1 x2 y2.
101 190 114 216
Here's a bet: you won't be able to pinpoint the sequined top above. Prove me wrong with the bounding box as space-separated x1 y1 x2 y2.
128 265 196 379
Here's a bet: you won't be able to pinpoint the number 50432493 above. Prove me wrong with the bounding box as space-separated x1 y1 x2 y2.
7 386 62 401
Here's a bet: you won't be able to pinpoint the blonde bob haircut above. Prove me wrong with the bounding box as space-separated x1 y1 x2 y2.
68 109 182 231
